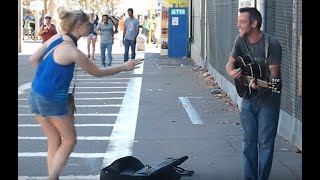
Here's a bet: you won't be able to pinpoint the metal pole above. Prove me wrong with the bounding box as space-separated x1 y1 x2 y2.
148 1 154 44
18 0 22 52
260 0 267 32
35 9 40 40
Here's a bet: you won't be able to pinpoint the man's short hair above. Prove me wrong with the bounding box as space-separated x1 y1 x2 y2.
127 8 133 13
239 7 262 28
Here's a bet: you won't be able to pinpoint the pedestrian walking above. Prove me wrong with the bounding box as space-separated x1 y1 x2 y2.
123 8 140 62
86 13 98 60
96 10 115 67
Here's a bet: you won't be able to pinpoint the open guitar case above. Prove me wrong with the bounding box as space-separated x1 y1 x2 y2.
100 156 194 180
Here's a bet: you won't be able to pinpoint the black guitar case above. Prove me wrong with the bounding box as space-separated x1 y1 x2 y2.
100 156 194 180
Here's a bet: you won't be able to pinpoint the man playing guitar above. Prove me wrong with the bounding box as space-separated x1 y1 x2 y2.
226 7 282 180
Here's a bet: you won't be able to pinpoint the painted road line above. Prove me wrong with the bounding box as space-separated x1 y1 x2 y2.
19 105 121 108
102 77 142 167
133 61 144 74
18 97 124 100
72 97 123 100
77 82 128 84
75 91 125 94
70 87 126 89
18 113 118 117
18 136 112 140
18 152 106 158
179 97 203 125
75 64 144 75
71 79 129 81
18 124 115 127
73 77 130 79
18 82 31 95
72 78 130 80
18 175 99 180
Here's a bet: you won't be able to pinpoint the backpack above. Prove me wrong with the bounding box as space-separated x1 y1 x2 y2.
100 156 194 180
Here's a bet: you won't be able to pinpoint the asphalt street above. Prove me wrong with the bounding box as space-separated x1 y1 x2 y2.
18 38 302 180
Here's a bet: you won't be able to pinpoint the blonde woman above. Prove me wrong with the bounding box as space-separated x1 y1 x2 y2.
28 9 142 180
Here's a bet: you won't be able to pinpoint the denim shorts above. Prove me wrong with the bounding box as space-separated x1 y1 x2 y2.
88 33 97 39
29 90 71 118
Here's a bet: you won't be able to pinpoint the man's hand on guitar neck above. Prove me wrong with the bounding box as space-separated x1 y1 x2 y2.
230 68 242 79
249 78 260 90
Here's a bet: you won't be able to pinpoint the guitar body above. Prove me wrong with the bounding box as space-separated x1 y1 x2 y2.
234 55 263 97
234 55 280 97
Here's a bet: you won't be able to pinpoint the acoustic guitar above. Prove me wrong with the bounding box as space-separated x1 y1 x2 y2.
234 55 280 97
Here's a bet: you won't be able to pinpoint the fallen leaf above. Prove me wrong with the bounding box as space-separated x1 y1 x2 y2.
220 121 229 124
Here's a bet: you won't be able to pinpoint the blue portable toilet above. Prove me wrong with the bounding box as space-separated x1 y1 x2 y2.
168 7 188 58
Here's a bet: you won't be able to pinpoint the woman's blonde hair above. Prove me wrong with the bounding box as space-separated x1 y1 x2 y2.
59 9 89 33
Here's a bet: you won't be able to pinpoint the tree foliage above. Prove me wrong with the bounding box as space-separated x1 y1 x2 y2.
23 0 120 16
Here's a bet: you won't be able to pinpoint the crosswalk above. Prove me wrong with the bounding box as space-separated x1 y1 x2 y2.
18 55 144 179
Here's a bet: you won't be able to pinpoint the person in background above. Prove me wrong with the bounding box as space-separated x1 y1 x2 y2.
87 13 98 60
153 12 161 47
226 7 282 180
118 13 126 46
142 15 150 38
38 14 57 43
95 14 99 21
123 8 140 62
96 10 115 67
23 17 32 40
28 9 143 180
119 13 126 31
23 10 35 32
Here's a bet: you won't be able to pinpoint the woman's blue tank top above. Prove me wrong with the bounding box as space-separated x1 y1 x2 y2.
31 36 75 103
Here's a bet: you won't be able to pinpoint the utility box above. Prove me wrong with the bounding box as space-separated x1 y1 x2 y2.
168 7 188 58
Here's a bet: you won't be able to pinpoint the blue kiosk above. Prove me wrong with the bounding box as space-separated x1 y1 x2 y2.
168 6 189 58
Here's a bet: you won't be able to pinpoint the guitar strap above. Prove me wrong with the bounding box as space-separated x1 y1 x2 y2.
264 32 271 82
252 33 272 100
264 32 269 61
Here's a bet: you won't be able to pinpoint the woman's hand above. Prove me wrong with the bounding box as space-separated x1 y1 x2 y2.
122 58 144 71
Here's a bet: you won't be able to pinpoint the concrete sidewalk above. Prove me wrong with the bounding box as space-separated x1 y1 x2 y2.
133 53 302 180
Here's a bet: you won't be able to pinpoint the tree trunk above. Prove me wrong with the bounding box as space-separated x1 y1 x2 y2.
43 0 48 15
63 0 71 10
85 0 90 11
48 0 59 30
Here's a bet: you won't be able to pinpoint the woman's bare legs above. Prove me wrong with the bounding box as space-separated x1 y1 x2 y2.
37 114 76 180
91 38 97 60
36 114 61 175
